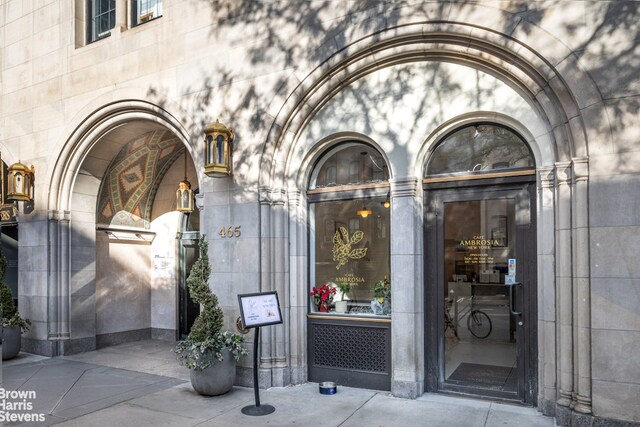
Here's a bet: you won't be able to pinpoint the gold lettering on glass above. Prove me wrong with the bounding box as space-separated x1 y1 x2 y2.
332 226 368 269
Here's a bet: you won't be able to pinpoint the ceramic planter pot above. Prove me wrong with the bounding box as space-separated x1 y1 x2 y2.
371 298 390 315
189 348 236 396
2 325 21 360
334 300 348 314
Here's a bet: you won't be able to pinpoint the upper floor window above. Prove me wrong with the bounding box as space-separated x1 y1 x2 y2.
425 124 534 177
85 0 163 44
88 0 116 43
133 0 163 26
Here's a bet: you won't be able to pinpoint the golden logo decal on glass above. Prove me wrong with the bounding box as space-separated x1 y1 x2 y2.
332 226 368 269
458 235 501 265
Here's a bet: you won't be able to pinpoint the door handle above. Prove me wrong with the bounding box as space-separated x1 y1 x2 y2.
508 283 522 316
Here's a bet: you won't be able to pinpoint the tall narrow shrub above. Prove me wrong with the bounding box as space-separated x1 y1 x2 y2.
175 236 246 370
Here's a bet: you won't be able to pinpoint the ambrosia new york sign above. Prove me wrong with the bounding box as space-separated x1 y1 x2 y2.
458 235 501 250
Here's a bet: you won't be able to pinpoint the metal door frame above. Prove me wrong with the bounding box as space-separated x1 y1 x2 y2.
177 226 200 340
424 176 538 404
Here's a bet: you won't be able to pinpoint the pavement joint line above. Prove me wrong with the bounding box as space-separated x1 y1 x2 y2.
14 363 46 391
50 366 88 414
50 377 185 414
337 390 380 426
482 402 492 426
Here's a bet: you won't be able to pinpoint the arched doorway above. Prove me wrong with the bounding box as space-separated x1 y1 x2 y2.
45 102 200 355
423 123 537 403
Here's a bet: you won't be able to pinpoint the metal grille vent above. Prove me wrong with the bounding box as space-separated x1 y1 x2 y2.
312 323 388 372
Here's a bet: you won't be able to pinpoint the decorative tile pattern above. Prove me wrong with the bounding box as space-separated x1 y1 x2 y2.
97 130 183 228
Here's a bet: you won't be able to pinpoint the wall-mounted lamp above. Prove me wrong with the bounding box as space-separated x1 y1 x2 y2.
357 206 372 218
382 192 390 209
204 120 234 176
7 161 35 202
176 150 194 212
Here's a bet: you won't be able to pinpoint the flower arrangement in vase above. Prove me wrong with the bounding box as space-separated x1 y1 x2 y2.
371 277 391 315
310 283 337 312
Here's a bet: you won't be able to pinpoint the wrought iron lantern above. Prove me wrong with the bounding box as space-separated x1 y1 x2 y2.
176 151 194 213
204 120 234 176
7 161 35 202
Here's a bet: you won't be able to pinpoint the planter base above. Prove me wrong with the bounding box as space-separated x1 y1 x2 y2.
2 325 21 360
189 349 236 396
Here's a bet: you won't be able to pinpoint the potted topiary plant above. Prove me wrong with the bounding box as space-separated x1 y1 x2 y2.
174 236 248 396
371 277 391 315
0 249 30 360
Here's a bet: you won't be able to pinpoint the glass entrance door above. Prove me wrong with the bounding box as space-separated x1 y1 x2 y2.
425 183 537 403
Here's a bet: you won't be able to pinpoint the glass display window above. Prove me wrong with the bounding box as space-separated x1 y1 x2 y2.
308 143 390 317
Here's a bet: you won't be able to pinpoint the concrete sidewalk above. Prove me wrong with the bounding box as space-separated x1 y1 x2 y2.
2 340 555 427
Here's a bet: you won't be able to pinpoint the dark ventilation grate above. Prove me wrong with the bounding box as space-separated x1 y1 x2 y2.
312 323 388 372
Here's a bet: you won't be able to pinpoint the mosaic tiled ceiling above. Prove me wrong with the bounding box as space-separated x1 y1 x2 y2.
97 129 184 229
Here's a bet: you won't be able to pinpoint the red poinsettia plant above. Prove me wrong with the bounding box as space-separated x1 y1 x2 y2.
310 283 337 312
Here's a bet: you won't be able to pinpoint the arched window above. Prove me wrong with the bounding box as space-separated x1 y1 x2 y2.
425 124 534 177
307 143 391 316
310 144 388 189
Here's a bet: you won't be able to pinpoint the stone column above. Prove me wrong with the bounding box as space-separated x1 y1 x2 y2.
555 162 573 408
389 177 424 399
538 167 557 415
287 189 308 384
571 157 592 414
47 210 71 355
258 187 289 387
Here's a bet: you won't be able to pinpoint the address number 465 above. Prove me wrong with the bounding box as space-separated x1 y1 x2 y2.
219 226 241 238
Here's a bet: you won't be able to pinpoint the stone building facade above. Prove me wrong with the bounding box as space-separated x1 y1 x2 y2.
1 1 639 425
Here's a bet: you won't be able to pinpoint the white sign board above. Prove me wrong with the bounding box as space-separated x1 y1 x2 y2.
238 291 283 329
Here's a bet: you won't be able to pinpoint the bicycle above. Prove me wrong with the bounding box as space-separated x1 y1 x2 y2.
466 308 492 339
444 297 459 339
445 297 492 339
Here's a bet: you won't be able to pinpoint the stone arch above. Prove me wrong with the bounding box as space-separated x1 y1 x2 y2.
48 98 199 214
260 22 603 192
44 99 200 355
289 131 394 191
256 14 602 412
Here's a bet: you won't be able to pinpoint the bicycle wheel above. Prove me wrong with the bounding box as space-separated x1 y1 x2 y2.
467 310 492 339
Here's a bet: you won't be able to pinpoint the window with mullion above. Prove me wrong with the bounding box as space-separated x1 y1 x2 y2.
88 0 115 42
132 0 163 26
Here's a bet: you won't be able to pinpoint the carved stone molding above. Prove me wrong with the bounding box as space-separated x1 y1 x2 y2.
48 210 71 222
259 186 286 206
555 161 572 185
539 167 555 188
571 157 589 183
390 177 418 198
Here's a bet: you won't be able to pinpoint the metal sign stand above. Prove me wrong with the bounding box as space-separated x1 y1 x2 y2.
237 291 283 417
241 327 275 416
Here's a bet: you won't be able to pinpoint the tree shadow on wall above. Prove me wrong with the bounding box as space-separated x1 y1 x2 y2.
147 0 639 174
